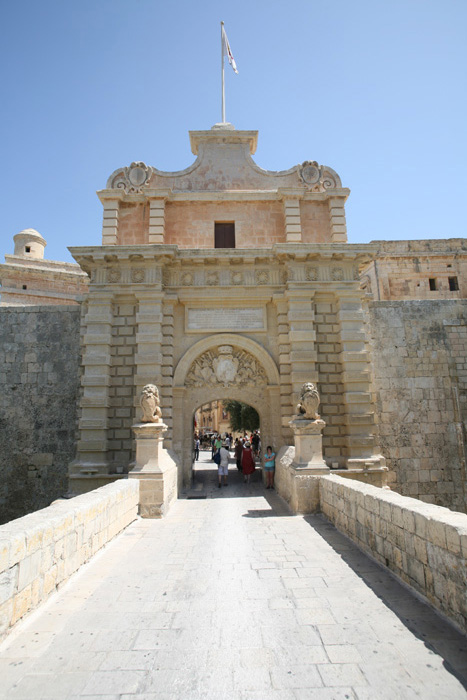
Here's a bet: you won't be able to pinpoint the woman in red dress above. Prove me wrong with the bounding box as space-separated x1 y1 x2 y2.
242 441 255 484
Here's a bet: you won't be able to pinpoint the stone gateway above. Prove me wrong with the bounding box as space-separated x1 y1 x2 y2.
67 123 387 511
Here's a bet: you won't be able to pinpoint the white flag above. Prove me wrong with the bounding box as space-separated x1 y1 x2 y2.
222 24 238 74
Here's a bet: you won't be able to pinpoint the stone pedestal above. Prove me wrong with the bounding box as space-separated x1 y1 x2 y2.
128 422 178 518
276 418 329 514
289 417 330 473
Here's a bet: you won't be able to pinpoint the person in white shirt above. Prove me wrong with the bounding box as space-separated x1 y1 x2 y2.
218 442 230 488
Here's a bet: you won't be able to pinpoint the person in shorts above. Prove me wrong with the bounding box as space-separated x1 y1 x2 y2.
264 445 275 489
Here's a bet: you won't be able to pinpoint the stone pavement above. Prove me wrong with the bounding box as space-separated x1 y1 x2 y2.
0 451 466 699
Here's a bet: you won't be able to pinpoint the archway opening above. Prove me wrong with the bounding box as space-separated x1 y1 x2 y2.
191 398 264 495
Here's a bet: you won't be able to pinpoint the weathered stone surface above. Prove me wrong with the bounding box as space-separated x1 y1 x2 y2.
320 474 467 633
0 479 139 641
369 299 467 512
0 306 82 524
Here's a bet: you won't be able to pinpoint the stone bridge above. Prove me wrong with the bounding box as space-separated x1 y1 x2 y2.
1 455 466 698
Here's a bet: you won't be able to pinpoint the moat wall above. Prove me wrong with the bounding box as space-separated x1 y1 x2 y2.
0 306 81 524
0 299 465 522
369 300 467 512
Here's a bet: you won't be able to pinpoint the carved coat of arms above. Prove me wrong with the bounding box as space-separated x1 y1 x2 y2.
212 345 239 386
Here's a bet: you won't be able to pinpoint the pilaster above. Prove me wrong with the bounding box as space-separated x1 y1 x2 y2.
148 198 167 243
335 290 378 466
273 294 293 438
74 292 114 474
283 198 302 243
101 199 119 245
328 197 348 243
160 294 177 448
134 292 165 422
285 287 318 414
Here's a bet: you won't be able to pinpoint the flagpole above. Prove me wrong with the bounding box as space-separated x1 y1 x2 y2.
221 21 226 123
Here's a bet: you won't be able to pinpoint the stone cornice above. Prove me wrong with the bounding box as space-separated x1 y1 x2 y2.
96 187 351 205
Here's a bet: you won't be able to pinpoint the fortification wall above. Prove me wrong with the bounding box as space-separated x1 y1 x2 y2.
369 300 467 512
0 306 82 524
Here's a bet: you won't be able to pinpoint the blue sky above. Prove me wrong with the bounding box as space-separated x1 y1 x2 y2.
1 0 466 263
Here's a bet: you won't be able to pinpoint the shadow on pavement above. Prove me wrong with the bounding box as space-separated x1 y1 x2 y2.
305 513 467 689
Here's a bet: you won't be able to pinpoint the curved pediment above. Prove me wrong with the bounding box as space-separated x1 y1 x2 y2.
105 125 342 194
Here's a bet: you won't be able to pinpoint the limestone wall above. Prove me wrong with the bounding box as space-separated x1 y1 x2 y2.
369 300 467 512
320 475 467 634
0 480 139 641
0 306 82 524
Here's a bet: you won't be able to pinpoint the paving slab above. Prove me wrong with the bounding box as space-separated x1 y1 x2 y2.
0 453 466 699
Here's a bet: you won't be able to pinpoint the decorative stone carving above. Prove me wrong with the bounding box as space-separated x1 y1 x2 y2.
296 382 321 420
299 161 340 192
110 162 153 193
162 269 170 287
131 268 145 283
353 266 360 280
185 345 268 388
305 266 318 281
181 271 194 286
331 267 344 281
255 270 269 285
206 271 219 286
231 271 244 285
140 384 162 423
107 268 121 283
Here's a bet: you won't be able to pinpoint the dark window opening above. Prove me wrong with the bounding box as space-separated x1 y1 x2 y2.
22 285 27 290
25 246 31 253
447 264 452 268
429 278 437 291
215 222 235 248
449 276 459 291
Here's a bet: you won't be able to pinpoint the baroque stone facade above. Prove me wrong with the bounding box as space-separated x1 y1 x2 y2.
68 125 385 496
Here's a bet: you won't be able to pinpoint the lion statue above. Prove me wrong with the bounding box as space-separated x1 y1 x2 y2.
296 382 320 420
140 384 162 423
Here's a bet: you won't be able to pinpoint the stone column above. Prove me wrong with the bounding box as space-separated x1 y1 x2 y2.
101 199 120 245
328 197 348 244
129 422 177 517
71 292 114 484
335 290 381 468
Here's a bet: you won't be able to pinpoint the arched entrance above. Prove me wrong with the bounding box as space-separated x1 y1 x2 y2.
173 334 281 489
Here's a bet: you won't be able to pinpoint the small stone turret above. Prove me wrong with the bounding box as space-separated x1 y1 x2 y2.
13 229 46 259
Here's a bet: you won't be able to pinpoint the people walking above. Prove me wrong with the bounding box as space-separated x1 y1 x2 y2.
242 441 255 484
218 441 230 488
234 438 243 472
194 436 200 461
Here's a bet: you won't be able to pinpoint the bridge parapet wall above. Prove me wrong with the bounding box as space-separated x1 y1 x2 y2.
0 479 139 642
320 475 467 634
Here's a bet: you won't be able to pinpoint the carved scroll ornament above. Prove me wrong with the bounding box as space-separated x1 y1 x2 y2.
299 161 341 192
109 162 154 193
